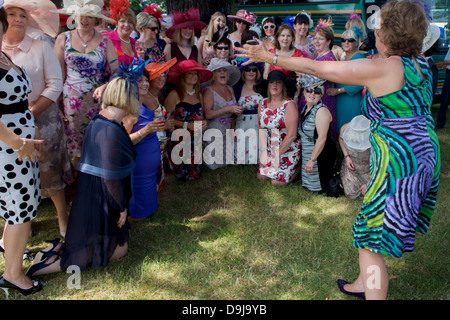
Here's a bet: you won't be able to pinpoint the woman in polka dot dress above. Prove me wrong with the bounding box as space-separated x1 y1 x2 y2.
0 5 43 296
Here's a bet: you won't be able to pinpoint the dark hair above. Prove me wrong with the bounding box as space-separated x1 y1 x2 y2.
241 30 259 44
294 13 310 26
261 16 277 38
0 7 8 32
213 37 231 49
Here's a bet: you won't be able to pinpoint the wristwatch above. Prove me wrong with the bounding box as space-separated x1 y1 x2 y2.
272 53 279 66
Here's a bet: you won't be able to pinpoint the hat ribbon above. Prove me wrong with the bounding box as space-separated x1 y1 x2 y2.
171 8 200 25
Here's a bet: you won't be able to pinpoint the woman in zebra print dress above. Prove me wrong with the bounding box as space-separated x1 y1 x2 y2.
237 0 440 299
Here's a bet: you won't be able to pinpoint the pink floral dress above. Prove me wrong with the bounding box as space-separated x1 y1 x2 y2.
258 98 301 183
62 31 109 164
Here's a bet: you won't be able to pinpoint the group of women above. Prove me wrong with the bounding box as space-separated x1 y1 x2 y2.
0 0 441 301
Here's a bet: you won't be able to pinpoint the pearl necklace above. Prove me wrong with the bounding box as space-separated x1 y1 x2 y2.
119 35 131 44
185 88 196 96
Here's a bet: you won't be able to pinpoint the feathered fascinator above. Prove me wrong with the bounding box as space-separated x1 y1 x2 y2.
109 0 130 23
315 17 333 33
143 3 163 20
281 16 295 30
351 26 364 39
348 13 361 22
119 57 151 78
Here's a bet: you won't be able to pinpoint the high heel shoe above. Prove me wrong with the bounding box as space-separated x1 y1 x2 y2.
26 249 60 278
34 238 61 263
337 279 366 300
0 276 43 298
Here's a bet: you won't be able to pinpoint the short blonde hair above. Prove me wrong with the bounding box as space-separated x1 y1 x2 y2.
102 77 140 117
136 12 160 34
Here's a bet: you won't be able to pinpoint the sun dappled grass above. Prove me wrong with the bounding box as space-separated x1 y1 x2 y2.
0 106 448 300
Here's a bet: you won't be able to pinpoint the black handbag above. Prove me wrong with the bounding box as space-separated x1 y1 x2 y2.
327 167 344 198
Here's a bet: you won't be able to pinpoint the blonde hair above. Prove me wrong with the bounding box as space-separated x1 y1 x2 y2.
102 77 140 117
345 16 366 36
172 28 196 47
118 9 137 27
136 12 160 34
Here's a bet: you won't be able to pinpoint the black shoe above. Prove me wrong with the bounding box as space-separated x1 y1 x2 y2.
0 276 43 298
337 279 366 300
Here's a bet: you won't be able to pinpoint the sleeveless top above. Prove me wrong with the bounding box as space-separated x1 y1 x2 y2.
171 44 198 63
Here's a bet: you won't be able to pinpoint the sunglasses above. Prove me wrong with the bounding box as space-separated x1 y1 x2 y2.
305 87 323 95
147 26 159 32
216 45 229 51
341 38 356 43
245 67 257 72
264 24 276 29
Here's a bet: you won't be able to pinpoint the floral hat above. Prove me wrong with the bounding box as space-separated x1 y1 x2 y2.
4 0 60 38
165 8 206 39
167 59 213 84
341 115 371 151
227 9 257 26
145 58 177 81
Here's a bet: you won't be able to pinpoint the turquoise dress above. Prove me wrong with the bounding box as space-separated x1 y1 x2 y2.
352 56 440 258
335 52 365 133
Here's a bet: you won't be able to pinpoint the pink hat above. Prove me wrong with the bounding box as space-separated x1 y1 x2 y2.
227 9 257 26
165 8 206 39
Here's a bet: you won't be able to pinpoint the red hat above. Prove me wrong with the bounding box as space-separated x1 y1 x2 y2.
167 59 213 84
227 9 257 26
165 8 206 39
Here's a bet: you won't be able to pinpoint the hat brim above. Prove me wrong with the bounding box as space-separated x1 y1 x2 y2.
204 65 241 87
146 58 178 81
54 8 117 25
167 66 213 84
227 15 253 26
166 21 206 39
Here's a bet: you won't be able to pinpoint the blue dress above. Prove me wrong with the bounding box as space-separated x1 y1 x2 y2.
128 104 161 219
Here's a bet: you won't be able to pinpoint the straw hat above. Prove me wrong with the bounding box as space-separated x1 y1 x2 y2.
422 23 441 53
341 115 371 152
145 58 177 81
167 59 213 84
205 58 241 87
165 8 206 39
227 9 257 26
54 0 116 24
3 0 60 38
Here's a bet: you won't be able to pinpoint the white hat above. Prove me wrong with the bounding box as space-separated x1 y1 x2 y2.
422 24 441 53
342 115 371 152
54 0 116 25
205 58 241 87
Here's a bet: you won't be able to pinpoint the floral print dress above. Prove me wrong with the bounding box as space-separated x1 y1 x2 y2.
62 31 109 164
258 98 301 183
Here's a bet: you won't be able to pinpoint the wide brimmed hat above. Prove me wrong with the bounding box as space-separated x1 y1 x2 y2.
422 23 441 53
167 59 213 84
227 9 256 26
342 115 371 151
165 8 206 39
205 58 241 87
54 0 116 25
266 70 297 99
4 0 60 38
145 58 177 81
299 74 326 88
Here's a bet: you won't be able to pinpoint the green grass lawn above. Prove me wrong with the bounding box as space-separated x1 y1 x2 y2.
1 106 449 301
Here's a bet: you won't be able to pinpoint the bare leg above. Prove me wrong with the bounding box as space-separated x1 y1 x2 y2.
111 242 128 260
50 189 68 237
358 248 389 300
2 222 34 288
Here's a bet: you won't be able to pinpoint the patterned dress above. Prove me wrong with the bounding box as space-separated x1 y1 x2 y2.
62 32 109 164
298 102 336 192
352 56 441 258
258 98 301 183
0 63 40 225
168 101 204 181
204 86 237 170
235 94 263 165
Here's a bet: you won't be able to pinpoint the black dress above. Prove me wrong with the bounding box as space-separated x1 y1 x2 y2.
60 114 136 271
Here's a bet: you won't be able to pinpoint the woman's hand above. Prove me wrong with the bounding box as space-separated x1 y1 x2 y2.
345 155 355 170
16 139 43 163
93 83 107 101
146 119 165 133
230 105 244 115
234 39 271 66
165 118 175 132
304 159 314 174
360 184 367 196
117 208 127 228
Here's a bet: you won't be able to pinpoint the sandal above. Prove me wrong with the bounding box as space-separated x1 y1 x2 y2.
26 250 60 278
34 239 61 264
337 279 366 300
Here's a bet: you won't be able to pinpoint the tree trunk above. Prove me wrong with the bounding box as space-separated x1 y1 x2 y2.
165 0 234 17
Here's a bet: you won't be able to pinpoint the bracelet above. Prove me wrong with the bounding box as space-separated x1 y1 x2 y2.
338 88 342 93
344 154 350 159
308 158 315 162
138 131 143 138
272 53 279 66
12 139 26 152
183 121 188 130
